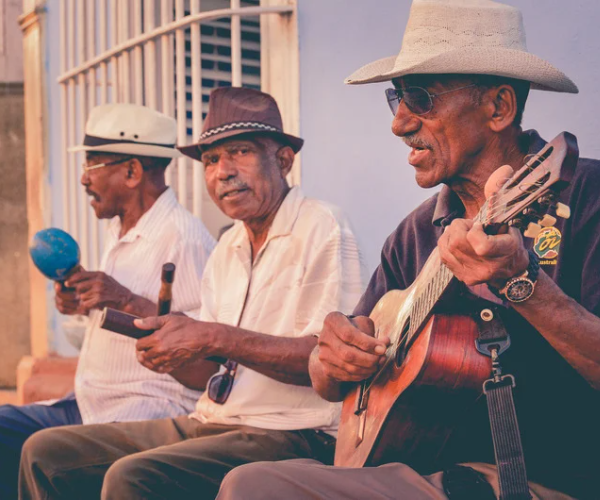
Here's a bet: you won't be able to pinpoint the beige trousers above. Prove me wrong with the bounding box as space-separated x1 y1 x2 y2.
216 459 576 500
19 416 334 500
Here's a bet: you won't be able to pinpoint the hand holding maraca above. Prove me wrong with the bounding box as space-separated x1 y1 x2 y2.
64 270 133 314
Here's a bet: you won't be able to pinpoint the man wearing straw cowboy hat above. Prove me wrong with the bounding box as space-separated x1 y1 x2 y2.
217 1 600 499
0 103 216 498
18 87 366 499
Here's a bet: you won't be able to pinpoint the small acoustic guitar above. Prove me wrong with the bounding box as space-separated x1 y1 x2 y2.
334 132 579 471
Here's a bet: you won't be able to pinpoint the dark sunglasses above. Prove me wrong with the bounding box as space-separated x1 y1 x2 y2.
207 359 238 405
385 84 476 116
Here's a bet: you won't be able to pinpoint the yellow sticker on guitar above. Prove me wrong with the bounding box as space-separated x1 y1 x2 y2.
534 226 562 265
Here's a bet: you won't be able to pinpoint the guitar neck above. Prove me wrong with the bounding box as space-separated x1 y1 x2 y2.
406 203 491 343
407 257 455 342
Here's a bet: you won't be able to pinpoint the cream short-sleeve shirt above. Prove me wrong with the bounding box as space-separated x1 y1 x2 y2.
191 187 366 436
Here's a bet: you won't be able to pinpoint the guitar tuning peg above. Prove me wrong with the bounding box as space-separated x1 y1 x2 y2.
539 214 557 227
524 222 543 239
555 203 571 219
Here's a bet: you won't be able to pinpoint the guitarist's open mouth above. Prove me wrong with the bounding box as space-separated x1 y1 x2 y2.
404 138 432 166
408 146 431 166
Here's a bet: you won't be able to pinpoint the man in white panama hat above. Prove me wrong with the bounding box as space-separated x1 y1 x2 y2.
217 1 600 499
0 103 215 498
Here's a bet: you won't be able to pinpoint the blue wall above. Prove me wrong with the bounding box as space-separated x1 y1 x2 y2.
45 0 79 355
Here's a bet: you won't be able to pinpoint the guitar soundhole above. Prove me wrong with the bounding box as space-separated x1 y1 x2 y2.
394 317 411 367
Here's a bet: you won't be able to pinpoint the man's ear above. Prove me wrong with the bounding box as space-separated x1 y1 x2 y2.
124 158 144 188
276 146 295 178
486 85 518 133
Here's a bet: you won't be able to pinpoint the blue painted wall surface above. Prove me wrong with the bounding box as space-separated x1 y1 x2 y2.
296 0 600 275
45 0 79 355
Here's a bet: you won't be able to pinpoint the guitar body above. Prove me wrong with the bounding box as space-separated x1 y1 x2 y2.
335 249 492 469
334 245 493 469
334 312 490 469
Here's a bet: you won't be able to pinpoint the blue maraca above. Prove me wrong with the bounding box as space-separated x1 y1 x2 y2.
29 228 81 281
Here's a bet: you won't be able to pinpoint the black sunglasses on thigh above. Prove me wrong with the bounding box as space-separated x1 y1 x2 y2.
207 359 238 405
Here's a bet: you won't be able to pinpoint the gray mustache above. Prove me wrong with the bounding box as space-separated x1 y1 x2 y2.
402 137 432 149
216 179 249 198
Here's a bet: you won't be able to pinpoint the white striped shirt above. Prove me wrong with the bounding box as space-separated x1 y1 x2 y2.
75 188 216 424
191 187 367 436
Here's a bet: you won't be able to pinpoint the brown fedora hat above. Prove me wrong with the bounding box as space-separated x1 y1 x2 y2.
178 87 304 161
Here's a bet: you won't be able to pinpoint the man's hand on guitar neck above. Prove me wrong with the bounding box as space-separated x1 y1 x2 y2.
438 165 600 390
438 164 530 290
437 218 529 289
309 312 390 402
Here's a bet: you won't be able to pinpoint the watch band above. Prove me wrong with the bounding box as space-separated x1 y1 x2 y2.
489 250 540 300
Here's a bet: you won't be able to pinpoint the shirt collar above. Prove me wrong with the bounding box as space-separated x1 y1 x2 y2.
431 129 544 228
229 186 305 249
109 187 179 243
432 185 465 228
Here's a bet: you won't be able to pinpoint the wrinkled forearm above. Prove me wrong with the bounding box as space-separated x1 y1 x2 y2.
308 346 349 402
209 323 316 386
514 271 600 389
169 358 220 390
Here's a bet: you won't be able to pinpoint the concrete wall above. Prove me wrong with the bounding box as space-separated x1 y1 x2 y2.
0 0 24 82
0 0 29 386
0 85 29 386
296 0 600 274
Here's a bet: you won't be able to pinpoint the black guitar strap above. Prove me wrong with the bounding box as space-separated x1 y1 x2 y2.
473 305 532 500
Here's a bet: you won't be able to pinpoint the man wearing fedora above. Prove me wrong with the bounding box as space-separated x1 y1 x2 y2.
0 103 215 498
217 1 600 499
18 87 366 499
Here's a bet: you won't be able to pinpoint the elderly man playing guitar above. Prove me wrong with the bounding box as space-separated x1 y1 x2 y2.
217 1 600 499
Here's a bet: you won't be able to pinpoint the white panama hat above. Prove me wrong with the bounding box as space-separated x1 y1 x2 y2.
69 103 182 158
346 0 578 93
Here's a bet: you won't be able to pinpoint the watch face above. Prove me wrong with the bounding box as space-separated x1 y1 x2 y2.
506 279 535 303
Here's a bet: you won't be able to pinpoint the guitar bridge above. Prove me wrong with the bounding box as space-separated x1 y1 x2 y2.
355 380 370 445
355 380 369 415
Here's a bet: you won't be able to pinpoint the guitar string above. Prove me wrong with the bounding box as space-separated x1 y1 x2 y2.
371 259 454 386
478 149 552 212
482 170 552 218
480 160 553 221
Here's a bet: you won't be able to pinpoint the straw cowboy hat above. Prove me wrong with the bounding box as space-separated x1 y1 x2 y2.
346 0 578 93
178 87 304 161
69 103 181 158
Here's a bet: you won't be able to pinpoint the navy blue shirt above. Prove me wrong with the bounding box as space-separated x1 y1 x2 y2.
354 131 600 498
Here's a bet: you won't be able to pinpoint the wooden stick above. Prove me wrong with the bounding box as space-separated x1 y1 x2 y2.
157 263 176 315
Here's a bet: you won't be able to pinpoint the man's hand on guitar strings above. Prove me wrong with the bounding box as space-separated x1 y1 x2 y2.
438 219 529 288
438 164 529 289
314 312 390 382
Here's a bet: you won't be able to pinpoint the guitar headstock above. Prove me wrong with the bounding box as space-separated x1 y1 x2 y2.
482 132 579 236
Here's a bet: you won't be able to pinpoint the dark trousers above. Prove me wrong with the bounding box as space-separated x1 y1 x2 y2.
0 396 81 499
19 416 335 500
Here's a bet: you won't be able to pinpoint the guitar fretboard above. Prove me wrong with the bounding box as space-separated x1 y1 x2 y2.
405 200 492 344
406 259 454 343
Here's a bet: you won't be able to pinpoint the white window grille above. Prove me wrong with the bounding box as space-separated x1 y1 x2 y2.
58 0 297 270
